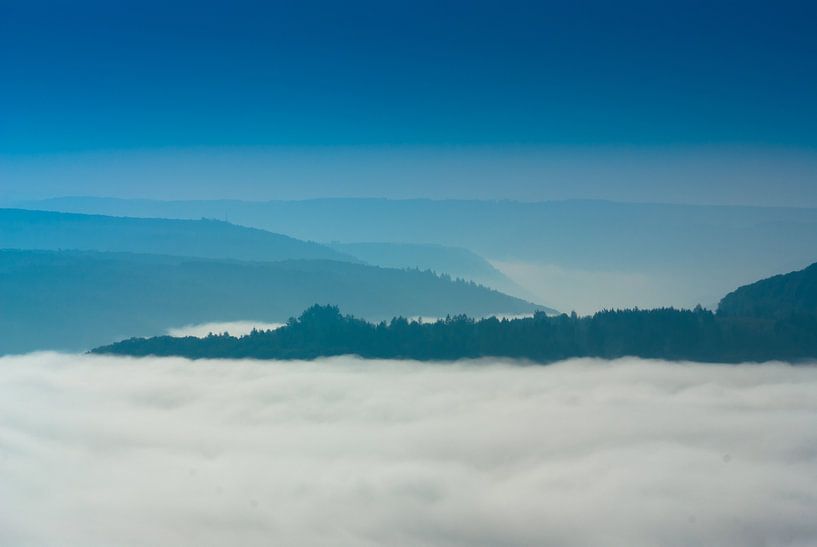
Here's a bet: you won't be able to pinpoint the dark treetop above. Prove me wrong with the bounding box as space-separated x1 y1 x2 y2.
94 260 817 363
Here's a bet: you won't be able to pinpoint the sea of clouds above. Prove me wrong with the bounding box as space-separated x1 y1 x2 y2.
1 353 816 546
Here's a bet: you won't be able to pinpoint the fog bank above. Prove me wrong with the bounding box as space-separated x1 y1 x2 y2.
1 354 816 546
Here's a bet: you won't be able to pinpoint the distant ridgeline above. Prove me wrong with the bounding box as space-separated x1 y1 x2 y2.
94 262 817 363
0 209 550 354
0 207 527 298
0 249 542 354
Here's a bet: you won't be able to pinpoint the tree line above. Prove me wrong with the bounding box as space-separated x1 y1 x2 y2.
93 304 817 363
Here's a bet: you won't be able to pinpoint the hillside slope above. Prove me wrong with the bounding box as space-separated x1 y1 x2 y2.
0 208 352 263
20 197 817 311
329 241 536 300
0 250 542 354
718 262 817 319
95 264 817 364
20 197 817 270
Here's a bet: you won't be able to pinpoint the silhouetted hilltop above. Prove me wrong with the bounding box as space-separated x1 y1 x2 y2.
94 263 817 363
19 196 817 310
0 249 542 354
718 262 817 319
0 208 541 302
93 302 817 363
329 241 535 300
21 197 817 272
0 208 353 263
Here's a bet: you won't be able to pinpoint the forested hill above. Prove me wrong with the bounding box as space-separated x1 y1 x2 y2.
718 262 817 319
92 303 817 363
0 208 352 263
0 249 542 354
95 262 817 363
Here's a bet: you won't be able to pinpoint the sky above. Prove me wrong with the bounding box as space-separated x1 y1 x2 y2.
1 0 816 204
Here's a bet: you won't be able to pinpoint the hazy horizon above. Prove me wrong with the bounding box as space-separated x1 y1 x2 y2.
3 1 817 207
3 145 817 208
10 191 817 210
7 196 815 314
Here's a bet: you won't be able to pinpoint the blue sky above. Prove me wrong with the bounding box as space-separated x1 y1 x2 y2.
1 0 816 203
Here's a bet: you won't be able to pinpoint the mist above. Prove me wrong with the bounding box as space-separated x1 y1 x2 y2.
1 353 816 546
167 321 284 338
491 261 747 313
3 145 817 207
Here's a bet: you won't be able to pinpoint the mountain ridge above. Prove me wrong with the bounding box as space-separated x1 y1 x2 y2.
15 196 817 311
0 249 546 354
0 207 355 263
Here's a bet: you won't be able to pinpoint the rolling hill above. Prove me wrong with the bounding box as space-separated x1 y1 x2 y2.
0 208 353 263
0 249 544 354
95 263 817 364
718 262 817 319
17 197 817 270
17 197 817 311
328 241 534 299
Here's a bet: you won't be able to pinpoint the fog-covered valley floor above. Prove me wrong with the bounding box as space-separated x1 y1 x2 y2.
1 354 816 547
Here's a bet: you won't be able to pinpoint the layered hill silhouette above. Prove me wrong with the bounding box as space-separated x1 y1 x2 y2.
18 196 817 310
20 197 817 271
328 241 533 300
95 262 817 363
718 262 817 319
0 207 531 298
0 208 353 263
0 249 544 354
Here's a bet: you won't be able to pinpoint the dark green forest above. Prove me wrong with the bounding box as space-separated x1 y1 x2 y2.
718 262 817 319
94 261 817 363
93 304 817 364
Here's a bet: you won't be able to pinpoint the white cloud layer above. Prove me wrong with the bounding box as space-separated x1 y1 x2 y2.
1 354 816 547
166 321 284 338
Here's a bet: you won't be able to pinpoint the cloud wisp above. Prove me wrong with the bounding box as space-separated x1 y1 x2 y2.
166 321 284 338
0 354 816 546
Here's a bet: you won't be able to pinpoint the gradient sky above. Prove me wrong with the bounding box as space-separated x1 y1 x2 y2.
1 0 816 203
